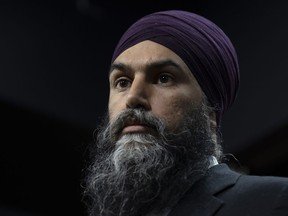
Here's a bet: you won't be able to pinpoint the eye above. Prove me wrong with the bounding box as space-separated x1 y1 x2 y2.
115 78 131 89
158 74 174 85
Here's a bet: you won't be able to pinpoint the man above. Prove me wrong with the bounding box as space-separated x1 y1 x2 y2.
83 10 288 216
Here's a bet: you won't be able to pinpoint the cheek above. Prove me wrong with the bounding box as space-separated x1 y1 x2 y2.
167 102 189 129
152 95 192 130
108 94 124 120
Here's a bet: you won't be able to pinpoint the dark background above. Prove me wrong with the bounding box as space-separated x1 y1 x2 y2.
1 0 288 215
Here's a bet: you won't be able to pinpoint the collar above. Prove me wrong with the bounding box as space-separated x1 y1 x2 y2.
209 156 219 168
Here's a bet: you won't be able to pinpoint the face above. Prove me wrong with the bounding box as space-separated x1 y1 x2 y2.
85 41 219 215
109 40 204 133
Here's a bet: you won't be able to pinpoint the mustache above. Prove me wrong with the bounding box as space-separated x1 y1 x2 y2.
109 109 164 140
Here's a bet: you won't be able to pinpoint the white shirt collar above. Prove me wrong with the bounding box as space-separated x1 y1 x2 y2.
209 156 219 168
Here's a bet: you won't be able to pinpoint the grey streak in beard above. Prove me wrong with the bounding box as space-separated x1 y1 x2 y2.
105 109 168 174
83 105 219 216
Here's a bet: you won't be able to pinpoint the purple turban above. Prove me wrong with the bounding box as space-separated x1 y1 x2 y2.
111 10 240 125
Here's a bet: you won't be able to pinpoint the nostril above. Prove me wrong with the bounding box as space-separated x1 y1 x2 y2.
134 104 146 110
126 94 150 110
126 99 146 110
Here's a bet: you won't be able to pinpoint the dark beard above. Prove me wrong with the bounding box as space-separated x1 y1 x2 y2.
83 104 220 216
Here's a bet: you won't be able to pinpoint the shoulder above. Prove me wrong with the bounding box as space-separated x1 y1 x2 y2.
211 164 288 215
237 171 288 188
169 164 288 216
219 163 288 189
210 163 288 195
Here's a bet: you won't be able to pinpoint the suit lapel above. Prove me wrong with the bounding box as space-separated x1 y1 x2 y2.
168 164 241 216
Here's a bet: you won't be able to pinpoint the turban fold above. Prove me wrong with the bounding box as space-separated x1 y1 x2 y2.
111 10 240 125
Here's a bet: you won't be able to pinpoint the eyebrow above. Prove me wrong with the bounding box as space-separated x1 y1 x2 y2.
109 59 183 75
109 62 129 75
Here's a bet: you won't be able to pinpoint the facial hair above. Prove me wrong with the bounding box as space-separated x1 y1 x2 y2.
83 104 220 216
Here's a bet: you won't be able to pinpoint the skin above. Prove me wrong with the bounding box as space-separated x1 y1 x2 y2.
108 40 207 134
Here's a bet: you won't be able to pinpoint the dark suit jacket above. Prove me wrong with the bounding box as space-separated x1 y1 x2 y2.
168 163 288 216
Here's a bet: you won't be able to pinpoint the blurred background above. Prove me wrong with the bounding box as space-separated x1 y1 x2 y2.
1 0 288 215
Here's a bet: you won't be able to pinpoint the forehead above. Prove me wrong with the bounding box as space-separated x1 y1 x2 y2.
112 40 191 73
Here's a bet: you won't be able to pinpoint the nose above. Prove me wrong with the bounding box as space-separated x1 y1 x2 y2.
126 77 151 110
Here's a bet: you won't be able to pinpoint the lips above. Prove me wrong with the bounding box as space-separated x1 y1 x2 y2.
120 118 155 135
122 124 149 134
